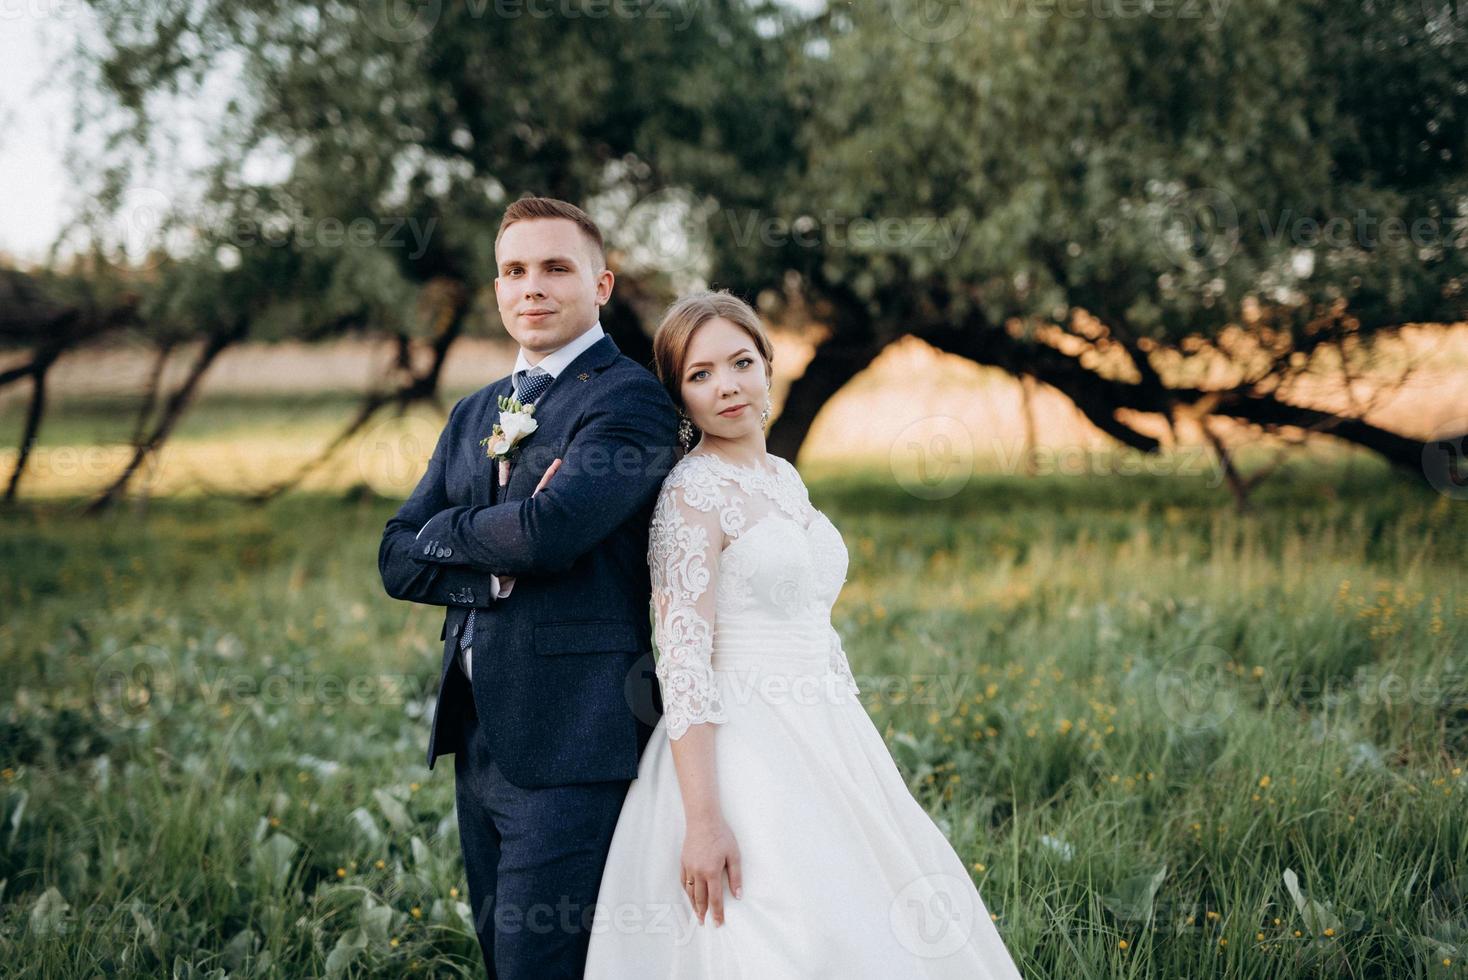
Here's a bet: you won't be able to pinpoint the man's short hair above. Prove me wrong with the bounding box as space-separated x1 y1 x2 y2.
495 196 607 270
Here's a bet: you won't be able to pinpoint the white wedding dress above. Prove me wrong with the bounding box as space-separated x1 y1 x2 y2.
583 451 1024 979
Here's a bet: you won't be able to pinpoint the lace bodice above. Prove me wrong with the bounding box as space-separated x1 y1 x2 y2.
647 450 860 740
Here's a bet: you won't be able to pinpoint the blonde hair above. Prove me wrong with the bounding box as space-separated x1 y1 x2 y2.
651 289 774 411
495 196 606 269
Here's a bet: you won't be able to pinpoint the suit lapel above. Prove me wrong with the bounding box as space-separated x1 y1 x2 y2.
477 375 515 509
525 334 622 422
483 335 624 504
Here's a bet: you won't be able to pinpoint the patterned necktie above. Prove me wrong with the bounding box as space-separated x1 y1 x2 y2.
460 366 552 659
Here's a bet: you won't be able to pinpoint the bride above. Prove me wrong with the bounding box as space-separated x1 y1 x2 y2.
583 290 1024 978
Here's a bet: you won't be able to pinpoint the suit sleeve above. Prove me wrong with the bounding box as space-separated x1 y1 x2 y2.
378 397 501 608
408 373 678 577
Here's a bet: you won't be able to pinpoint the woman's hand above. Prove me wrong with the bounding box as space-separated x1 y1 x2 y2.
681 815 743 927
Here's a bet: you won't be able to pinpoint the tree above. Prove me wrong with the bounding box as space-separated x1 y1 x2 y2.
691 0 1468 486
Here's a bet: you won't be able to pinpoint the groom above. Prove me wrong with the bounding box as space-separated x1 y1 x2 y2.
378 197 678 977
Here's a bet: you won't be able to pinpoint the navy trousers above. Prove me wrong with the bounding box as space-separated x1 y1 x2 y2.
450 664 632 978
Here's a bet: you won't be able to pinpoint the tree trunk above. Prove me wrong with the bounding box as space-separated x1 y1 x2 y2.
86 322 246 514
4 357 52 502
766 334 888 461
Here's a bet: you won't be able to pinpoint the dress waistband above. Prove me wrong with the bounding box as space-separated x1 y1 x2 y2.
711 623 828 675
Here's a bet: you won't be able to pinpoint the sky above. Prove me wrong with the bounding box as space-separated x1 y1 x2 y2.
0 6 80 264
0 1 831 267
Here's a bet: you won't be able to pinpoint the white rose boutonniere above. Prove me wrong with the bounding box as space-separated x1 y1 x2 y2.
479 394 539 487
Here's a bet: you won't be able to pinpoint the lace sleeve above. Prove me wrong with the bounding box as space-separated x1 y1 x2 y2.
648 470 731 740
828 624 861 697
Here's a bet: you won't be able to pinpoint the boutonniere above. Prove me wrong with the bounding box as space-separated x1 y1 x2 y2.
479 394 539 487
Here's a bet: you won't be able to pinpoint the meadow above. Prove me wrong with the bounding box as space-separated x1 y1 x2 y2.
1 391 1465 978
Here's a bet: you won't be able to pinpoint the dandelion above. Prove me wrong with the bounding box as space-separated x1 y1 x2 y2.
450 886 460 899
1258 775 1271 788
411 906 422 919
390 937 400 948
1323 928 1334 937
1119 939 1129 950
336 867 347 878
375 859 386 870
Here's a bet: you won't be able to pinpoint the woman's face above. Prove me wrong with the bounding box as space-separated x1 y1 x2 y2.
678 317 769 439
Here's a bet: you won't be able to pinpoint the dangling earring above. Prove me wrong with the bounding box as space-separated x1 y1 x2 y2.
677 409 695 452
760 380 772 427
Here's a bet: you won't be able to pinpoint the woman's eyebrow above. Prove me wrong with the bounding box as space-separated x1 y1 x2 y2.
685 348 754 371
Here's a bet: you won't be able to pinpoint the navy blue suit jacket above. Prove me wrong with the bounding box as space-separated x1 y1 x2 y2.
378 333 679 787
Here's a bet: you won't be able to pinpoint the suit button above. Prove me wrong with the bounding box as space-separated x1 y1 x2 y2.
422 543 432 555
443 546 453 557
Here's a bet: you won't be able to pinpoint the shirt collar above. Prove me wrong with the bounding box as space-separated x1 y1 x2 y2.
513 320 605 379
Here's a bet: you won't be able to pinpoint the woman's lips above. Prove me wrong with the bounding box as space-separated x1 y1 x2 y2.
719 404 748 417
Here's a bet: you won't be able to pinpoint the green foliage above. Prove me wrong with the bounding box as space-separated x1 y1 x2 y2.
1 447 1465 975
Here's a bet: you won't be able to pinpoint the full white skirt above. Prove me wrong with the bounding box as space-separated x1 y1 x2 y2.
584 660 1025 979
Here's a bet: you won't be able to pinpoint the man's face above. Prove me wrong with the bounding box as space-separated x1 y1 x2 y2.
494 218 613 360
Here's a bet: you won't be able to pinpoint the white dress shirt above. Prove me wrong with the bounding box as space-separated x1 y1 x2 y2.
459 320 606 679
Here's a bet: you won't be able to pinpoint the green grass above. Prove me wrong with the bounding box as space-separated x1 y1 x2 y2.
1 449 1465 977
